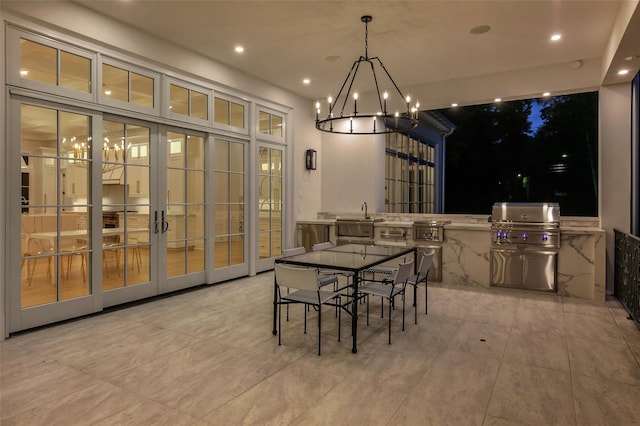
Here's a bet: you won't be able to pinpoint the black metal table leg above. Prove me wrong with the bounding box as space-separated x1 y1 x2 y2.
272 274 278 335
352 274 358 353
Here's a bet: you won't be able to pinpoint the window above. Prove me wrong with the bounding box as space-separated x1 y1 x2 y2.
101 60 157 111
214 96 245 129
385 133 436 213
18 37 92 94
169 83 209 121
258 111 283 137
437 91 599 216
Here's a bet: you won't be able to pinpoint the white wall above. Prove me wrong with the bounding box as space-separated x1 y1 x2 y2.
600 83 633 292
320 132 386 214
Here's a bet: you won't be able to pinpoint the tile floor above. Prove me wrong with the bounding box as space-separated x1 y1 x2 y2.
2 273 640 425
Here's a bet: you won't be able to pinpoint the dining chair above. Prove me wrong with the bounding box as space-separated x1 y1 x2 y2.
407 250 435 324
281 247 338 289
311 241 355 287
275 264 342 355
22 237 54 285
358 259 413 344
280 247 339 319
311 241 333 251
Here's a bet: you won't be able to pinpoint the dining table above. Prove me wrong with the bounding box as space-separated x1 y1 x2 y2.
273 243 416 353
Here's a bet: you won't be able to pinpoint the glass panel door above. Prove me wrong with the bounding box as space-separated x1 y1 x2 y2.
9 100 99 332
102 120 152 292
161 129 206 292
20 105 92 307
213 138 246 278
257 145 283 267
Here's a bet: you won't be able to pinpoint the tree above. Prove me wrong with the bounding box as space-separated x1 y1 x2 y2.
438 92 598 216
439 99 533 213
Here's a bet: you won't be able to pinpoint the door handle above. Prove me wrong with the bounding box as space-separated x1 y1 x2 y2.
154 211 159 234
162 210 169 233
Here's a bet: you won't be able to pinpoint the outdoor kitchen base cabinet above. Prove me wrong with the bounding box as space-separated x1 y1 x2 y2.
490 248 557 291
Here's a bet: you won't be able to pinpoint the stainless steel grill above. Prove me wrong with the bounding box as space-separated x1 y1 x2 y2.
490 202 560 291
491 202 560 248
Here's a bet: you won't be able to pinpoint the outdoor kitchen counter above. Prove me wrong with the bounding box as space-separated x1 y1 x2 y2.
439 222 605 301
304 215 605 301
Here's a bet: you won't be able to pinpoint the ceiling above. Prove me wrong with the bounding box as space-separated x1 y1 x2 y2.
46 1 640 105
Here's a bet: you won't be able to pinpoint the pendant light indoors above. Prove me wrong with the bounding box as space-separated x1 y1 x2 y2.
315 15 419 135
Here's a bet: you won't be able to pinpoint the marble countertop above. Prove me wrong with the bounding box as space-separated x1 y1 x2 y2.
298 217 603 233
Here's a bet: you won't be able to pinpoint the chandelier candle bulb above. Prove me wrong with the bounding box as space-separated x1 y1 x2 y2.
353 93 358 115
383 92 388 114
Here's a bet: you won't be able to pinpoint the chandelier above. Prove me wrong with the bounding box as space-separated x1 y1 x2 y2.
68 137 131 174
315 16 420 135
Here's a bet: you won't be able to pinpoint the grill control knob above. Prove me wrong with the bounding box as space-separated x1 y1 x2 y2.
521 232 527 240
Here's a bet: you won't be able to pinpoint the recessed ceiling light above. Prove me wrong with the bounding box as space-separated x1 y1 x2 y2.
618 69 630 75
235 46 244 53
303 78 310 85
494 98 502 102
469 25 491 35
451 103 458 107
550 34 562 41
542 92 551 97
104 90 112 95
19 70 29 76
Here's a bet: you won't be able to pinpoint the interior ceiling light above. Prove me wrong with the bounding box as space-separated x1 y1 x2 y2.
618 69 630 75
235 46 244 53
315 16 419 135
303 78 311 84
551 34 562 41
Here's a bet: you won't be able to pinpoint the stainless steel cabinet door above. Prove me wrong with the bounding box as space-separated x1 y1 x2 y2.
522 250 557 291
491 249 522 287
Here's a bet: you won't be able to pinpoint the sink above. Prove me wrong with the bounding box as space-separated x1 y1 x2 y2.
336 218 384 224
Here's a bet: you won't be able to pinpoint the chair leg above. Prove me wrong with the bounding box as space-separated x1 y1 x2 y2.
402 293 406 331
388 297 392 344
303 305 307 334
29 258 38 285
414 284 418 324
278 302 282 346
337 297 341 342
425 282 429 314
318 305 322 356
366 295 370 326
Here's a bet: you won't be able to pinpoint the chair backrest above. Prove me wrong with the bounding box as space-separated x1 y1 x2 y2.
418 250 435 278
275 264 319 292
281 247 306 257
312 241 333 251
393 260 414 285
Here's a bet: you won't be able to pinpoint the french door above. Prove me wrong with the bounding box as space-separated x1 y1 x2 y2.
7 99 210 331
255 142 284 272
99 121 207 299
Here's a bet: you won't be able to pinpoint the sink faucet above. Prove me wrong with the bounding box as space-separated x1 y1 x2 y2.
361 201 369 219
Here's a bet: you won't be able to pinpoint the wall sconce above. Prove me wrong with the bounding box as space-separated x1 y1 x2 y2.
305 149 317 170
